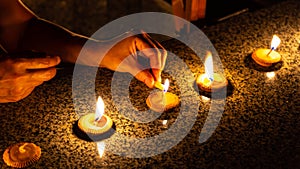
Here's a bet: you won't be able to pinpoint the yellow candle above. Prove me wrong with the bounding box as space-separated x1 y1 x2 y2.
196 51 228 92
78 97 113 135
196 73 228 92
252 35 282 67
146 79 180 112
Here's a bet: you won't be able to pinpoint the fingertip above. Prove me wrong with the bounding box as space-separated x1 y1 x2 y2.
55 56 61 64
48 67 57 79
134 69 155 88
152 69 162 82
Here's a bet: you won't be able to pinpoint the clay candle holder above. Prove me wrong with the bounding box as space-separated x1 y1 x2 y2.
196 51 228 92
78 97 113 135
252 35 282 67
3 142 41 168
146 79 180 112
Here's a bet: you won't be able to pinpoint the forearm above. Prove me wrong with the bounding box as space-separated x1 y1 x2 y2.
18 17 104 66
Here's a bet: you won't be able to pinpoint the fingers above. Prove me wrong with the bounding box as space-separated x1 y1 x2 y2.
0 68 57 86
13 56 61 70
0 67 57 103
141 32 167 70
0 87 35 103
28 67 57 81
135 32 167 82
0 55 60 103
151 69 162 82
122 59 155 88
21 87 36 100
134 68 155 88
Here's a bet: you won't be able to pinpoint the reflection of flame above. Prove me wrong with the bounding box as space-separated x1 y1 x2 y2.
97 142 105 158
271 35 281 50
201 95 210 102
266 72 276 79
163 79 169 93
95 96 105 121
162 120 168 125
204 51 214 82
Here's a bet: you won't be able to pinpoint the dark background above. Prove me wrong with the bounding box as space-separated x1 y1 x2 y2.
164 0 288 27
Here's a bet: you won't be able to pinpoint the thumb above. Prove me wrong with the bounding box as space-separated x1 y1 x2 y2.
116 57 155 88
134 69 155 88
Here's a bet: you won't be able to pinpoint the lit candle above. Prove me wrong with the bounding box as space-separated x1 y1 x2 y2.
146 79 179 112
196 51 228 92
252 35 282 67
78 96 113 135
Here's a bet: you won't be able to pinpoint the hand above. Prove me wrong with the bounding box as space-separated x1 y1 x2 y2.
101 31 167 88
0 56 61 103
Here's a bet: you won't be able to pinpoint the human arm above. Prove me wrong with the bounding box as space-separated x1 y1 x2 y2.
0 0 167 87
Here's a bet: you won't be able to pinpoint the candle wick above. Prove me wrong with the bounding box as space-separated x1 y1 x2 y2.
94 117 100 122
93 118 100 126
19 143 28 153
209 77 214 82
266 47 274 56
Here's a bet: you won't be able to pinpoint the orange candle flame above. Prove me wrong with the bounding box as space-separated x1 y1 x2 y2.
163 79 169 93
95 96 105 122
204 51 214 82
270 35 281 50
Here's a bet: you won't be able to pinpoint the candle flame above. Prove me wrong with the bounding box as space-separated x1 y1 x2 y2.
96 142 105 158
95 96 105 122
270 35 281 50
163 79 169 93
266 72 276 79
204 51 214 82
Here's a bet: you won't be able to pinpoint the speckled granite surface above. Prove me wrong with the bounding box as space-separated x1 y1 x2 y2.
0 0 299 169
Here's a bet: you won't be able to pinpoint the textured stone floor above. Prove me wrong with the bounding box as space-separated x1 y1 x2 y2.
0 0 299 169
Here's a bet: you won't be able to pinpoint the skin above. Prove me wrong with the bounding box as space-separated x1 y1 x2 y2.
0 0 167 103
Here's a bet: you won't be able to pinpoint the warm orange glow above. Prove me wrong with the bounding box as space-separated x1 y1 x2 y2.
18 143 28 153
97 142 105 158
95 96 105 121
162 120 168 125
271 35 281 50
201 95 210 102
163 79 170 93
204 51 214 81
266 72 276 79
